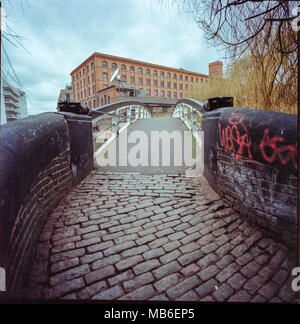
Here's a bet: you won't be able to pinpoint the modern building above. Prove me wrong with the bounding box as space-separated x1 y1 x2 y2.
70 52 223 108
0 78 28 124
58 84 73 103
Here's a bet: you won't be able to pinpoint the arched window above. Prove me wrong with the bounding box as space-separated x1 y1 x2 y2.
102 61 108 68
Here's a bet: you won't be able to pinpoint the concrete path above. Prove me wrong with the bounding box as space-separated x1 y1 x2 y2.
26 171 296 302
97 117 196 175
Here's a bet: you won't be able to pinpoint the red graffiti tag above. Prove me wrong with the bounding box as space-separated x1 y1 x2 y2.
218 112 252 161
259 128 298 170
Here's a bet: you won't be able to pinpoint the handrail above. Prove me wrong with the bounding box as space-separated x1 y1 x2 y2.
172 98 205 116
90 99 151 117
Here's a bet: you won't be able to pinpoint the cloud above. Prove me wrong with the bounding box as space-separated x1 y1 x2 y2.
2 0 225 115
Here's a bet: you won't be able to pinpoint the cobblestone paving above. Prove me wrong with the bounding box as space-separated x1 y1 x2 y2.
26 171 297 303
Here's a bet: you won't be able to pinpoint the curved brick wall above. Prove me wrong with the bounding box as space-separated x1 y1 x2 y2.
0 112 93 298
202 107 298 247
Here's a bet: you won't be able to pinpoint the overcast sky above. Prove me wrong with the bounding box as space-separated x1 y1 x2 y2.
2 0 226 115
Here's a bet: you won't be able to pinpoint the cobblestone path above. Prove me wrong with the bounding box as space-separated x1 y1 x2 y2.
27 171 296 302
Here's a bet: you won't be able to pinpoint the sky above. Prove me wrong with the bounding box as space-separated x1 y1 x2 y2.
1 0 226 115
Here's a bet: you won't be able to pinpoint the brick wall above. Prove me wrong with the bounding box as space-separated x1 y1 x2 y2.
0 112 93 298
202 107 298 247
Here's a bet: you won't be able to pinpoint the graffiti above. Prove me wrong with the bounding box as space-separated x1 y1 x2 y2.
259 128 298 170
218 112 298 170
218 112 252 161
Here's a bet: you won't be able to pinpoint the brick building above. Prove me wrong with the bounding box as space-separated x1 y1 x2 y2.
70 52 223 108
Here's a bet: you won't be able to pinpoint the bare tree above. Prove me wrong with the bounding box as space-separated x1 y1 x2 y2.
167 1 298 80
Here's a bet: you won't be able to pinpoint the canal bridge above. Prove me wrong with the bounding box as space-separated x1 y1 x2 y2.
0 98 297 302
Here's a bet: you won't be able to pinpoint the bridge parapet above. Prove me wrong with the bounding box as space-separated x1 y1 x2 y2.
0 112 93 297
202 107 297 247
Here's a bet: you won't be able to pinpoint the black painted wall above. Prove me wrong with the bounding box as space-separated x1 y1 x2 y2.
0 112 93 298
202 107 298 247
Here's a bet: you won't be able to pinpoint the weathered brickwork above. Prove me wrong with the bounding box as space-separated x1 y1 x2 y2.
26 171 297 302
216 147 297 246
0 112 93 298
7 149 73 294
202 107 297 248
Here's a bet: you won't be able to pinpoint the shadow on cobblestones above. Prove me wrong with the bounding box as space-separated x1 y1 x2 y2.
26 171 297 303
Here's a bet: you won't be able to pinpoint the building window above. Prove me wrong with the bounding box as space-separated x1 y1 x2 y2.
88 88 90 96
93 86 95 94
153 70 157 76
201 79 204 82
190 77 194 82
196 78 198 83
179 75 183 80
146 79 151 86
102 61 108 68
122 75 127 83
146 69 150 75
91 62 94 70
185 76 188 81
84 89 86 97
112 63 117 70
101 98 104 106
138 78 143 85
103 84 108 89
167 82 171 89
138 67 143 74
160 90 165 97
179 84 183 90
173 83 177 89
167 91 171 98
121 64 126 71
130 66 135 72
154 90 158 97
167 72 171 78
146 89 151 96
174 92 177 98
180 92 183 98
160 81 164 88
130 76 135 84
108 96 110 104
154 80 158 87
173 74 177 80
160 71 164 77
103 72 108 81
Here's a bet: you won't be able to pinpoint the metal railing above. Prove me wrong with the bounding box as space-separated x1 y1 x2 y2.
92 101 152 158
172 98 204 131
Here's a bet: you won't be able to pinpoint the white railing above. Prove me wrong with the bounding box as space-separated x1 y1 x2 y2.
92 103 151 159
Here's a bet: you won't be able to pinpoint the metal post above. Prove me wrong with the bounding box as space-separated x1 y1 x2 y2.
135 106 139 120
191 108 197 133
112 109 119 136
127 106 131 124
